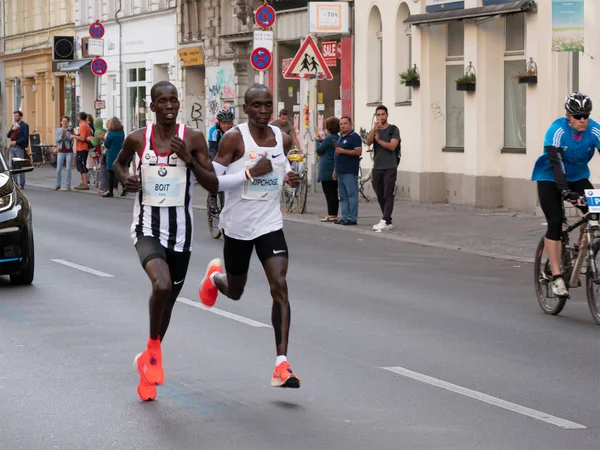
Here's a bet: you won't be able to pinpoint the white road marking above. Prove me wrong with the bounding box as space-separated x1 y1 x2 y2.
177 297 271 328
51 259 115 278
382 366 586 430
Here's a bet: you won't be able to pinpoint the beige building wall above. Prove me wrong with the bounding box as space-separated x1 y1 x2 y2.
354 0 599 213
2 0 75 146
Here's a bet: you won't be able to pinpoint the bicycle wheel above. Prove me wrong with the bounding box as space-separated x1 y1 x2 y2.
298 171 308 214
534 236 567 315
282 184 295 212
585 238 600 325
206 194 222 239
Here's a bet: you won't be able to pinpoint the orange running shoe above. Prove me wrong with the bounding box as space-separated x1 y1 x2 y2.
271 361 301 388
134 339 164 386
199 258 223 307
137 370 157 401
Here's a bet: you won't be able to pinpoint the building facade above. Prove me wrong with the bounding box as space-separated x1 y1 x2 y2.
73 0 178 133
1 0 75 145
355 0 599 212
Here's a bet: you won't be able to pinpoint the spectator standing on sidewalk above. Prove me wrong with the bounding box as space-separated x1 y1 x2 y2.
54 116 73 191
333 116 362 226
103 117 125 198
6 111 29 189
72 112 92 190
316 116 340 222
88 118 107 194
270 109 303 154
366 105 401 231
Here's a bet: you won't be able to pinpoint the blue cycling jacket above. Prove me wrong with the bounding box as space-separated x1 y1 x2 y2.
532 117 600 182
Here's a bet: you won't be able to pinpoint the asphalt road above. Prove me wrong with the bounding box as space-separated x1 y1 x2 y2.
1 187 598 450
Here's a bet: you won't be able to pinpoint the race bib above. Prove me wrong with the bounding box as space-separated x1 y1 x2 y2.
141 165 186 207
242 162 284 201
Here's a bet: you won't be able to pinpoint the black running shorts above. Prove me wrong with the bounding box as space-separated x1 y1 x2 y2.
223 229 288 276
135 236 191 287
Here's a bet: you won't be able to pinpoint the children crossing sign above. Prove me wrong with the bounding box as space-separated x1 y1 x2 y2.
283 35 333 80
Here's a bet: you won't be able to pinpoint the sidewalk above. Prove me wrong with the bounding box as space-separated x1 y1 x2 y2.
24 166 544 263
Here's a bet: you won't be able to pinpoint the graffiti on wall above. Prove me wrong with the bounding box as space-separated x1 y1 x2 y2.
186 95 204 129
206 65 236 133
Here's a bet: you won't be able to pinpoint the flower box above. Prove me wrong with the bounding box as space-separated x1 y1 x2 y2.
456 82 476 92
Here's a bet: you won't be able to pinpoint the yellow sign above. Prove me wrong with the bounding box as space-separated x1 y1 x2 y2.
178 48 204 67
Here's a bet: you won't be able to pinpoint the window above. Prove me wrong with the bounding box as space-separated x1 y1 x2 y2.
504 14 526 149
367 6 383 103
447 22 464 59
446 65 464 147
570 52 579 92
396 3 412 103
127 67 147 132
446 22 464 147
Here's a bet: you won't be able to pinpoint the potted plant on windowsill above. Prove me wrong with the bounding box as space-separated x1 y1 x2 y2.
516 57 538 84
399 64 420 88
456 61 476 92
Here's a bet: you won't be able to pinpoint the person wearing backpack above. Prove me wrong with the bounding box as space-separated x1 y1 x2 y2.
366 105 401 231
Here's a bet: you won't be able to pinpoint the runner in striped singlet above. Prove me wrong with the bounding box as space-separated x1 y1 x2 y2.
114 81 274 402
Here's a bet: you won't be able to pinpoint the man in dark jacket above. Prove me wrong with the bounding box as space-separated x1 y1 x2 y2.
7 111 30 188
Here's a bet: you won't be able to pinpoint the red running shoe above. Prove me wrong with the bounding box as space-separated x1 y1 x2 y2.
199 258 223 307
271 361 301 388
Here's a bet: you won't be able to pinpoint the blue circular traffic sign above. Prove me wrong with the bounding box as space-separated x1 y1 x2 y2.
250 47 272 71
89 21 105 39
91 57 108 76
255 4 276 30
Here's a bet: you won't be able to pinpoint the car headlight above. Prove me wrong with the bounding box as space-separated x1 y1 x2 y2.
0 190 15 212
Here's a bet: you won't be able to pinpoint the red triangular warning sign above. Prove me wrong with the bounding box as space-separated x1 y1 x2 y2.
283 35 333 80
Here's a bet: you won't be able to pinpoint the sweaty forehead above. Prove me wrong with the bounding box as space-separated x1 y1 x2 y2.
155 86 178 99
248 90 272 103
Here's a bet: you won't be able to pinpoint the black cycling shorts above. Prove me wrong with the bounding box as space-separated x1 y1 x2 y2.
538 179 593 241
76 150 89 174
135 236 191 287
223 229 288 276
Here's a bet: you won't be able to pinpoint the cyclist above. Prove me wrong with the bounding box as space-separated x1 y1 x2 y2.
532 91 600 298
208 109 234 161
207 109 234 209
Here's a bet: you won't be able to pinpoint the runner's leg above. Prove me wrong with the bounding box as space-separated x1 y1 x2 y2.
157 249 191 340
213 233 253 300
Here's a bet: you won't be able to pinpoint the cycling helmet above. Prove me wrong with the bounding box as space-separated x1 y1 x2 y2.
216 109 234 122
565 92 592 115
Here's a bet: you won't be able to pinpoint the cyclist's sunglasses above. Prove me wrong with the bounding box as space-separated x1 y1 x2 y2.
571 113 590 120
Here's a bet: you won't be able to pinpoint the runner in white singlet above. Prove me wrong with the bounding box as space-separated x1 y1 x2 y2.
198 84 302 389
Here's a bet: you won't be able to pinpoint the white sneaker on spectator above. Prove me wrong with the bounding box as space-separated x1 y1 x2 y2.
373 220 388 231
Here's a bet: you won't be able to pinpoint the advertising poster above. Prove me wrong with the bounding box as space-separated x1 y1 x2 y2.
552 0 584 52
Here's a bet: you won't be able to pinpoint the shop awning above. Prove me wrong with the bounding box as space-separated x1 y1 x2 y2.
404 0 537 26
58 58 93 72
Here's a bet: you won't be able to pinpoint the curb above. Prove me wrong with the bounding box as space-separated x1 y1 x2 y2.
24 182 535 264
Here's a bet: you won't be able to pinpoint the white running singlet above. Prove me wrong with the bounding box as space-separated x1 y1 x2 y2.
219 123 289 241
130 124 195 252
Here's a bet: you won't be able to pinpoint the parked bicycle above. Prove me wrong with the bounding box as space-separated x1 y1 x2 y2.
282 150 309 214
534 196 600 325
206 192 224 239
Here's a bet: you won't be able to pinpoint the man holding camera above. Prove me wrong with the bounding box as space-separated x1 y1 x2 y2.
6 111 30 189
366 105 401 232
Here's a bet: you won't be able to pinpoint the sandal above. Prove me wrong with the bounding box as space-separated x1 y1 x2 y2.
320 216 338 222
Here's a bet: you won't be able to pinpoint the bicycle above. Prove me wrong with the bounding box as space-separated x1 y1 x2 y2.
534 197 600 325
206 191 225 239
358 148 374 202
282 150 309 214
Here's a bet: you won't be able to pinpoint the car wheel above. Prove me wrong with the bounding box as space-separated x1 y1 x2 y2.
10 235 34 285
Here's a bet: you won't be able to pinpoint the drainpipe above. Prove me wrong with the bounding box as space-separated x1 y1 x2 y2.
115 0 123 119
